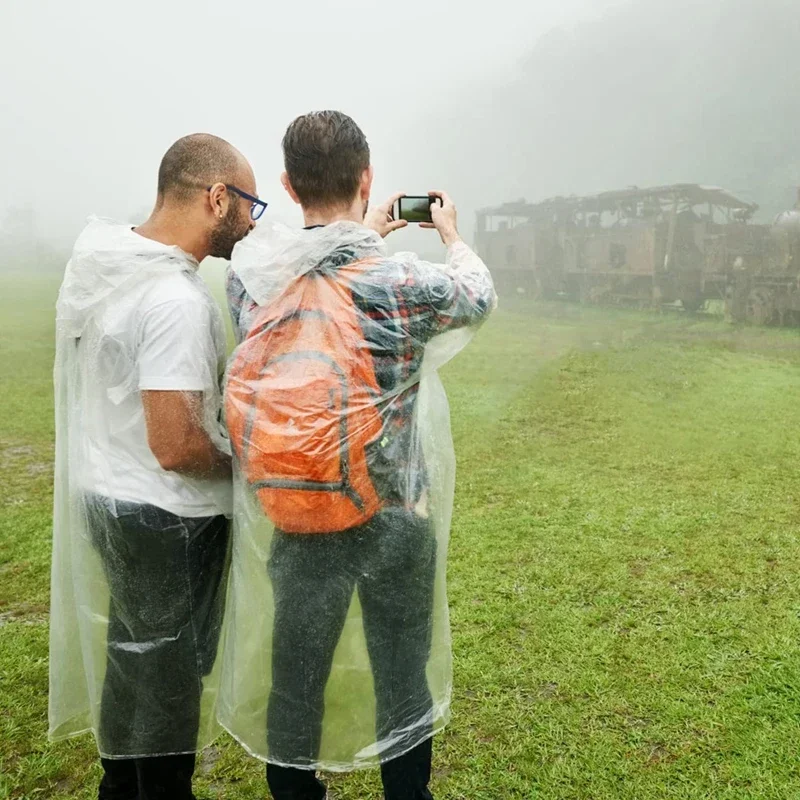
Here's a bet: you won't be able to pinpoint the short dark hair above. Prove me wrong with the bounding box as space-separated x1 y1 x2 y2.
157 133 241 205
282 111 370 209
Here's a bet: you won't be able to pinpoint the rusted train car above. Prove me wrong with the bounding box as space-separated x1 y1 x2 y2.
724 197 800 325
475 184 764 315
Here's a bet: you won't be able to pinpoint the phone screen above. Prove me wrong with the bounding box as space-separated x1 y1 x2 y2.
398 196 437 224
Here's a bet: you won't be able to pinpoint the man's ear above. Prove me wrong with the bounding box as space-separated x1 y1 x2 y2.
207 182 228 220
281 172 301 205
360 166 374 202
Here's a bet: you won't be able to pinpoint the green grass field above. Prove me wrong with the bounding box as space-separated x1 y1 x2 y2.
4 270 800 799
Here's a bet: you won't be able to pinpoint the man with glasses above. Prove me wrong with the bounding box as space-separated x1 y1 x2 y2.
49 133 265 800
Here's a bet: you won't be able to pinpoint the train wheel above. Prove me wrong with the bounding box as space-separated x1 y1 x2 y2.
579 282 594 305
725 284 747 323
745 287 776 326
681 296 705 313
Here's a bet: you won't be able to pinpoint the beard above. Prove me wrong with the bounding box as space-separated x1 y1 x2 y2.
209 202 250 260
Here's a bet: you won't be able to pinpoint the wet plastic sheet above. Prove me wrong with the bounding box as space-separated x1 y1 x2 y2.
219 221 496 770
49 217 232 757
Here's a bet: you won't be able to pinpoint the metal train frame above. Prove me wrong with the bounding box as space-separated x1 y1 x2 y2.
475 184 800 325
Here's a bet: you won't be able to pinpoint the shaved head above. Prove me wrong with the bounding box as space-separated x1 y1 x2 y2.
135 133 257 263
157 133 246 206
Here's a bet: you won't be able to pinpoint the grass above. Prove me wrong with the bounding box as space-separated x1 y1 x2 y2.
3 270 800 798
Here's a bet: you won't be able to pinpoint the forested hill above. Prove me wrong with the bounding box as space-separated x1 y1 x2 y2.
439 0 800 220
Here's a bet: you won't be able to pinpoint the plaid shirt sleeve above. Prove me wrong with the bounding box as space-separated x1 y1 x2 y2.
410 241 496 338
225 266 260 344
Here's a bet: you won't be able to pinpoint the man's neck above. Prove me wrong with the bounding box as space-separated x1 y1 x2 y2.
302 199 364 229
134 209 207 264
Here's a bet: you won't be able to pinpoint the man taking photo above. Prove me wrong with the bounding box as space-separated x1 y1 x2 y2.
220 111 496 800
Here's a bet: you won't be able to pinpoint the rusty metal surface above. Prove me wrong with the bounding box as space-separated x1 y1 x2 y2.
474 183 784 316
477 184 758 220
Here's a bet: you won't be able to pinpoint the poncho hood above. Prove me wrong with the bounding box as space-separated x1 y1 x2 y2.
56 216 197 339
230 219 386 308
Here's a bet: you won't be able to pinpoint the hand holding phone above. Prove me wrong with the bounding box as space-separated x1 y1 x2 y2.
365 192 408 238
396 195 442 224
421 191 460 247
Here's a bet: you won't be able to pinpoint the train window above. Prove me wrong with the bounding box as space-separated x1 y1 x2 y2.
609 243 627 268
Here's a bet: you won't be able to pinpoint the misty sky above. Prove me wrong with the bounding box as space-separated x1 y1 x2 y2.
1 0 627 250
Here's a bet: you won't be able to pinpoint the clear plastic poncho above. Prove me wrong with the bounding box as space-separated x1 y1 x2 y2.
49 217 232 758
218 220 496 770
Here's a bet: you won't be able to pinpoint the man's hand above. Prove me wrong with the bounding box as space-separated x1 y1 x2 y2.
420 191 461 247
364 192 408 238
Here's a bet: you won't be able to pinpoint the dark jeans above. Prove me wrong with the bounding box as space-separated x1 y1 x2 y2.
87 496 230 800
266 507 437 799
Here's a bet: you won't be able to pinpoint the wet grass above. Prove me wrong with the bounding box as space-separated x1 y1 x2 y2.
3 274 800 798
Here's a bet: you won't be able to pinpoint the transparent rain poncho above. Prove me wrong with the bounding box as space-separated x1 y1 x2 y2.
49 217 232 757
219 220 496 770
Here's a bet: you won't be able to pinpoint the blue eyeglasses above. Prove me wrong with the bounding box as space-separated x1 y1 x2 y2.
208 184 268 221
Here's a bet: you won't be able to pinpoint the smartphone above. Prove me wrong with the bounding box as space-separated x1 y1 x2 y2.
396 195 441 224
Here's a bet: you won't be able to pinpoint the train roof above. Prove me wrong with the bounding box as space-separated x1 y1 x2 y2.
478 184 759 217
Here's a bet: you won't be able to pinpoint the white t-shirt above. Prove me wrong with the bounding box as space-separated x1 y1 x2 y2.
78 266 232 518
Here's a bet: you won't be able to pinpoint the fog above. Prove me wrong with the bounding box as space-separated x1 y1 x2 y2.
436 0 800 222
2 0 799 268
0 0 625 264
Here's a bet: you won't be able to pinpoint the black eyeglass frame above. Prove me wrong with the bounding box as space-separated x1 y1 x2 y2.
207 184 268 221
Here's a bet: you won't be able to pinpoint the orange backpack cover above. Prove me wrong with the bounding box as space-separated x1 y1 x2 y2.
225 260 384 534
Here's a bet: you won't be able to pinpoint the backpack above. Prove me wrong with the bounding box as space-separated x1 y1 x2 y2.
225 259 384 534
